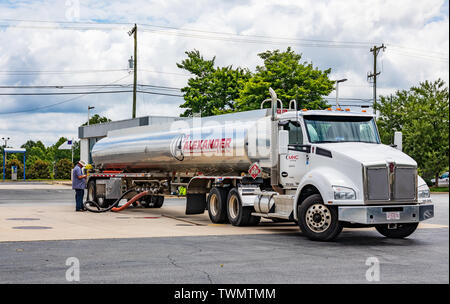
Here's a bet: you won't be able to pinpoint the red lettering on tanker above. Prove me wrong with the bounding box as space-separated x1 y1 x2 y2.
182 135 232 154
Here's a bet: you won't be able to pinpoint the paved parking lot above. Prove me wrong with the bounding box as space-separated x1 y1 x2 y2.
0 184 448 283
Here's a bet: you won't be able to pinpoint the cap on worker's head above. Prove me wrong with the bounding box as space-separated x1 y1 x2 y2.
78 160 87 167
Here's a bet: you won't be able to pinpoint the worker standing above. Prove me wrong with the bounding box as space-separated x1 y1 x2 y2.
72 160 87 212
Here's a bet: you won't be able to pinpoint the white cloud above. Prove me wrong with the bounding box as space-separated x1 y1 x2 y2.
0 0 448 147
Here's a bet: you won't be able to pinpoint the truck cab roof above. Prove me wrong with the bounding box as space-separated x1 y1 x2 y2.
278 109 374 120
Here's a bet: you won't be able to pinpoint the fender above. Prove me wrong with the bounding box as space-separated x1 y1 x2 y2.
293 167 362 220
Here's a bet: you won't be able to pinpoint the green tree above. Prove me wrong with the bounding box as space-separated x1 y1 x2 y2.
82 114 111 126
55 158 73 180
235 47 334 112
177 50 251 117
376 79 449 185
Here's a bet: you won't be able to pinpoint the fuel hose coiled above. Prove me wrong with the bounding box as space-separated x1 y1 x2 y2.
83 189 149 213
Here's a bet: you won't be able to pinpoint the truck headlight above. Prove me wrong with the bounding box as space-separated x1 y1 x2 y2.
418 184 430 199
333 186 356 200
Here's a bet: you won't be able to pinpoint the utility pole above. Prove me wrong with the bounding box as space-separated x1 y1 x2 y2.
128 24 138 118
367 44 385 116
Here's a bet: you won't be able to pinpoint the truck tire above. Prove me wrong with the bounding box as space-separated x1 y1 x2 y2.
154 195 164 208
87 179 114 208
207 188 228 223
375 223 419 238
297 194 343 241
226 188 260 226
87 179 96 202
143 195 164 208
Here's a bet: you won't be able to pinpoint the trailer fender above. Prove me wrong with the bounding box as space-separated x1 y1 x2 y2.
185 178 209 214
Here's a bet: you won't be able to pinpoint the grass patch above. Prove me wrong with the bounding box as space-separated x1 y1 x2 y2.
0 179 70 182
430 187 449 192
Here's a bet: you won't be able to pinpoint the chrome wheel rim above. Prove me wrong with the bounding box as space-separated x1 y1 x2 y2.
88 185 95 201
209 194 219 216
228 195 239 219
305 203 332 233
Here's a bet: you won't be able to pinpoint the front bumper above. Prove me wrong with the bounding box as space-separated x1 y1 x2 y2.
338 203 434 225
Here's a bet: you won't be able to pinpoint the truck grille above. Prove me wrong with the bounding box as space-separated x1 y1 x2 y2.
364 165 417 203
393 167 416 200
366 167 389 201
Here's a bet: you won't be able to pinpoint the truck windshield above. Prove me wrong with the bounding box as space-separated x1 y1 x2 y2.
304 115 380 144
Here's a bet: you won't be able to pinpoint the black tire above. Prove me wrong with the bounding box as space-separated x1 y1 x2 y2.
375 223 419 238
143 195 164 208
226 188 260 226
248 214 261 226
87 179 114 208
87 179 96 201
297 194 343 241
207 188 228 223
154 195 164 208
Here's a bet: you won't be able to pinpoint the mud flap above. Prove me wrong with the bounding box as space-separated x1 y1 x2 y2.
185 193 206 214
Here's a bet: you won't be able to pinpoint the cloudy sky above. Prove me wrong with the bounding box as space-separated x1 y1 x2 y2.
0 0 448 148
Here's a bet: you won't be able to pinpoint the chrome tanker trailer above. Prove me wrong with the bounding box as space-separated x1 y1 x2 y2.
86 88 434 241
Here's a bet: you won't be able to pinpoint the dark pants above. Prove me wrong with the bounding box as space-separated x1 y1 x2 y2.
75 189 85 211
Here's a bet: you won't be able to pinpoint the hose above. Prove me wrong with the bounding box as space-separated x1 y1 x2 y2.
111 191 149 212
83 189 142 213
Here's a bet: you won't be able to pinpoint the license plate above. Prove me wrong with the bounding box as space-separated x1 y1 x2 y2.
386 212 400 220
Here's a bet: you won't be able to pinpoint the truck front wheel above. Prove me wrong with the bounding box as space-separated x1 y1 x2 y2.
297 194 342 241
375 223 419 238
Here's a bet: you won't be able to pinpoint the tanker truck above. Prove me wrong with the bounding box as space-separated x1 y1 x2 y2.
86 88 434 241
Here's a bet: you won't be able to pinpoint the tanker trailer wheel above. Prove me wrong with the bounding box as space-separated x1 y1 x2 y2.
375 223 419 239
87 179 115 208
153 195 164 208
297 194 342 241
226 188 260 226
207 188 228 223
143 195 164 208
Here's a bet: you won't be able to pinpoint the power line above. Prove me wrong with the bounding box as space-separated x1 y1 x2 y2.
0 83 183 91
0 74 131 115
0 18 375 48
0 90 132 96
137 90 183 97
0 18 447 60
0 84 131 89
0 69 129 75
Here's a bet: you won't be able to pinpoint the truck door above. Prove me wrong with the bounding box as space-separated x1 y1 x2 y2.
279 121 309 189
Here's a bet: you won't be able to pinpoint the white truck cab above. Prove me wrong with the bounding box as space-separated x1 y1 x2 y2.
264 109 434 240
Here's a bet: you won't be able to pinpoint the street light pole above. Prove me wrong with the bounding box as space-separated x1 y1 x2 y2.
87 106 95 126
2 137 10 181
334 78 347 109
1 137 10 148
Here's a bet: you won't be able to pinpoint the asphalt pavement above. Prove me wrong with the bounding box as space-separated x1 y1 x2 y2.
0 186 448 284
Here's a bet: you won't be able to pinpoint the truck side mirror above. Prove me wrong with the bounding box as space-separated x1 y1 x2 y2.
279 130 289 155
394 131 402 151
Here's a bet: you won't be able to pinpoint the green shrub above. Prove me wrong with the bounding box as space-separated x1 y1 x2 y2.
28 159 51 179
55 158 73 179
